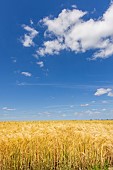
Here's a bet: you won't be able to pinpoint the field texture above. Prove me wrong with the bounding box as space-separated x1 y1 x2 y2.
0 121 113 170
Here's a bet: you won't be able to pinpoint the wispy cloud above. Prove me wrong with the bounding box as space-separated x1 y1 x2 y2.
80 103 90 107
11 57 17 63
13 59 17 63
17 82 100 90
61 114 67 117
102 100 109 104
21 25 38 47
45 104 76 109
91 101 96 104
102 108 107 111
2 107 16 111
36 61 44 68
21 72 32 77
17 82 113 93
71 5 77 8
74 109 101 117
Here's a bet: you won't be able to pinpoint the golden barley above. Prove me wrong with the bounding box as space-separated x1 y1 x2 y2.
0 120 113 169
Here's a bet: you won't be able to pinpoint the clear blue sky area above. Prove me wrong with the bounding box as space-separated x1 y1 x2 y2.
0 0 113 120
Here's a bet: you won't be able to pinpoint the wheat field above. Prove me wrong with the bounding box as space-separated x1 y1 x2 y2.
0 120 113 170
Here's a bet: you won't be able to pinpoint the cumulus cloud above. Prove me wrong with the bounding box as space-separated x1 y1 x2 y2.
21 72 32 77
2 107 16 111
94 88 113 97
21 25 38 47
36 2 113 59
37 40 65 56
19 3 113 60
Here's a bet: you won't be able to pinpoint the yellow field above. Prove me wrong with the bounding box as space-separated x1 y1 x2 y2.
0 120 113 170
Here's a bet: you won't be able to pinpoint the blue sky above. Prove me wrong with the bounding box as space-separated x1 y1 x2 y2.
0 0 113 120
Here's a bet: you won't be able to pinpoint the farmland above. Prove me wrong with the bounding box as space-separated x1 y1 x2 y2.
0 120 113 170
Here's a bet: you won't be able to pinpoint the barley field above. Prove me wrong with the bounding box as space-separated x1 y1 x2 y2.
0 120 113 170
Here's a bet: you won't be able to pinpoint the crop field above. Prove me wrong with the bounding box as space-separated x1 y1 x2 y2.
0 120 113 170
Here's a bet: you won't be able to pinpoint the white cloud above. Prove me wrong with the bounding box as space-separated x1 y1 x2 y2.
43 111 51 115
94 88 113 97
93 43 113 59
70 105 74 108
36 3 113 59
108 91 113 97
102 108 107 111
74 109 101 117
80 103 89 107
36 61 44 68
37 40 65 56
72 5 77 9
21 25 38 47
30 19 34 25
85 110 101 115
61 114 67 117
21 72 32 77
2 107 16 111
42 8 86 36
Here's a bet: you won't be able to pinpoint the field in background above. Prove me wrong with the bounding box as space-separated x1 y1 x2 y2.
0 120 113 170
